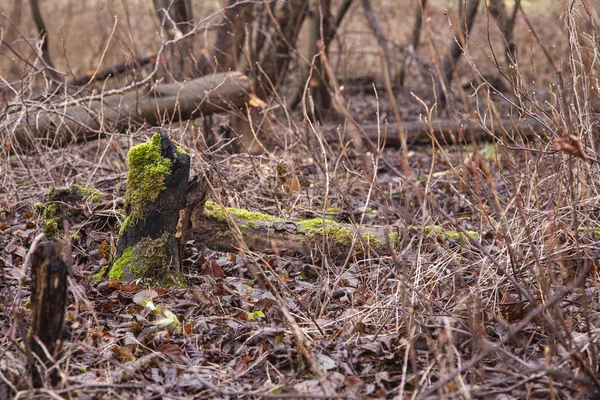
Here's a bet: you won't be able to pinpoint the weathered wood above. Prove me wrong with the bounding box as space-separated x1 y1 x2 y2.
327 117 545 147
28 240 69 387
71 53 157 86
193 201 400 259
9 72 252 149
192 201 480 260
108 132 190 285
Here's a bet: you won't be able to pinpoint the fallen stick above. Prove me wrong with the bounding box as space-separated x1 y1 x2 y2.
70 53 157 86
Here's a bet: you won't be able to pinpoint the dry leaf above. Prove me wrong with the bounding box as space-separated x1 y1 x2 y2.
98 240 109 259
554 134 587 160
202 259 225 278
284 175 301 193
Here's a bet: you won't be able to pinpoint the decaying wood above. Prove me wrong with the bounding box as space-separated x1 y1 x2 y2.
111 132 190 284
9 72 253 149
28 240 69 387
328 117 545 147
192 207 398 259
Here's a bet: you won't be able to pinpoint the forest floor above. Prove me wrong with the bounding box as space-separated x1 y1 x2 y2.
1 84 598 400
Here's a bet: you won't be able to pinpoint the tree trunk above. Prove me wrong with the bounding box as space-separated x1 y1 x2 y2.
28 240 69 387
152 0 195 79
29 0 62 82
8 72 253 150
209 0 254 73
311 0 335 117
70 53 157 86
488 0 518 68
362 0 393 83
108 132 191 285
256 0 309 98
437 0 481 108
397 0 428 87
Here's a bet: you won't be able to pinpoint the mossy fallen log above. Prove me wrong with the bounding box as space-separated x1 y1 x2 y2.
9 72 252 149
191 201 479 258
106 132 190 285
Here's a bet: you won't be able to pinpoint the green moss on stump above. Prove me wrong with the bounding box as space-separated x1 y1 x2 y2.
109 233 173 284
125 133 172 223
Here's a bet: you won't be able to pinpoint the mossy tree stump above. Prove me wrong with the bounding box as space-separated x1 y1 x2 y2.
108 132 190 285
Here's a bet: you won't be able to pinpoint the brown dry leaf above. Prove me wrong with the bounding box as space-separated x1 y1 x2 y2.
192 289 213 306
98 240 109 259
202 259 225 278
158 343 184 363
554 134 587 159
284 175 301 193
112 346 135 362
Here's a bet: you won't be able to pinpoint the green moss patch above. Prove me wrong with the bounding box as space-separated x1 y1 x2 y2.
424 225 479 240
125 133 172 223
203 200 279 224
108 232 176 284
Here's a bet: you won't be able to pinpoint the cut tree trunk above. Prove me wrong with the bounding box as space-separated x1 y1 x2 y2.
28 240 69 387
107 132 190 285
8 72 252 149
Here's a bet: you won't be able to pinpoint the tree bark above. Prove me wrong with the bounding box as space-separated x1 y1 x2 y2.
108 132 190 285
29 0 61 82
153 0 194 38
28 240 69 387
209 0 254 73
311 0 335 116
333 116 542 146
257 0 309 97
152 0 195 79
7 72 253 150
488 0 518 68
397 0 428 87
192 201 480 260
437 0 481 108
362 0 393 83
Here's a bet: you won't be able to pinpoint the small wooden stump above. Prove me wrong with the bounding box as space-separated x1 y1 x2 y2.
108 132 191 285
29 240 68 387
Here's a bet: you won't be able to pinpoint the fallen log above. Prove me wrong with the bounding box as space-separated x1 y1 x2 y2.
331 117 548 147
70 53 157 86
8 71 252 149
191 201 479 259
